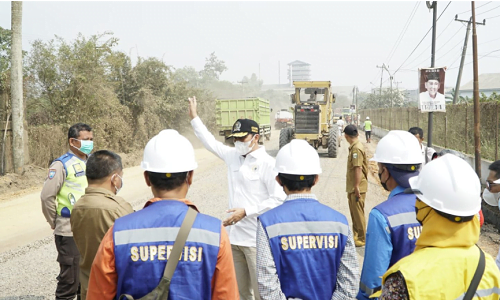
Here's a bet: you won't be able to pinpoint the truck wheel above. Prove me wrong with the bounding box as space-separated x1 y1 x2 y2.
279 128 293 149
328 124 338 158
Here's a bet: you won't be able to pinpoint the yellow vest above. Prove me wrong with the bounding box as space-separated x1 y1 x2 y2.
383 246 500 299
55 152 87 218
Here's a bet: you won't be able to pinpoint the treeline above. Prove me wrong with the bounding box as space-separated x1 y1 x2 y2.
0 30 289 166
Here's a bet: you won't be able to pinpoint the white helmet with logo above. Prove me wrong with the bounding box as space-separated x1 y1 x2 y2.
408 154 481 217
275 139 322 175
371 130 423 165
141 129 198 173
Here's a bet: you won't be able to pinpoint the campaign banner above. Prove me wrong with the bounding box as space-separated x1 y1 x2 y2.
418 67 446 112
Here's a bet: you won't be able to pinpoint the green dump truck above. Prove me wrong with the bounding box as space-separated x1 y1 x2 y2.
216 97 272 145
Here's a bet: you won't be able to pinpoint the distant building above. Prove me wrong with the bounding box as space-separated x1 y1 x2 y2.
287 60 311 86
459 73 500 99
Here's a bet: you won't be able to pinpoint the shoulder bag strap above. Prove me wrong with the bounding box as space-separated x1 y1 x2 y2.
163 207 198 280
463 245 486 300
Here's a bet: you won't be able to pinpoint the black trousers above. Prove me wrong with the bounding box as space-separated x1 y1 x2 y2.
55 235 80 300
365 131 371 140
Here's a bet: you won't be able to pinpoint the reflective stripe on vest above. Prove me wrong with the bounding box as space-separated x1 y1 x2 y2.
384 246 500 300
266 220 349 239
259 198 348 300
375 193 421 267
113 200 220 299
114 227 220 247
55 152 87 218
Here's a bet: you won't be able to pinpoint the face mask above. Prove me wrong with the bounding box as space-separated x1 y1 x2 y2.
483 188 500 207
378 169 390 192
415 201 432 226
112 174 123 194
235 135 255 156
73 139 93 155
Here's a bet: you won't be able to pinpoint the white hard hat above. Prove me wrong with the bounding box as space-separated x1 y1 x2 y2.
408 154 481 217
366 116 370 120
275 139 322 175
370 130 423 165
141 129 198 173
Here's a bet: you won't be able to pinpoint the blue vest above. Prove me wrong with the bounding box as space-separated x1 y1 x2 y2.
113 200 221 299
259 198 349 300
374 192 422 267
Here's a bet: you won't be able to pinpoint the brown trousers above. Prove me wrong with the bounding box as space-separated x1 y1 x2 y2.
347 192 367 243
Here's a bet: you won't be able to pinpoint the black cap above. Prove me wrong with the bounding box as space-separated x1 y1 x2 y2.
343 124 358 136
425 71 440 81
228 119 260 137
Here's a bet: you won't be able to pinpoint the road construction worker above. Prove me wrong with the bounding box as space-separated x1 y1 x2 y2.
86 130 238 299
344 124 368 247
357 130 422 300
363 117 372 143
379 154 500 299
41 122 93 300
336 116 345 147
257 139 360 299
70 150 134 300
189 96 285 300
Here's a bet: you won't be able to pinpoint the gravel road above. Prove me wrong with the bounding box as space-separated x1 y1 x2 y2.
0 129 498 299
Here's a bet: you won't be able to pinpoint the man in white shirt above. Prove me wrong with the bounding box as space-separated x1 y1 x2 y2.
419 71 446 112
188 96 285 300
337 116 345 147
408 127 436 165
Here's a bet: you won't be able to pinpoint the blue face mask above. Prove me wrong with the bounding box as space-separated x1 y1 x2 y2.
73 139 93 155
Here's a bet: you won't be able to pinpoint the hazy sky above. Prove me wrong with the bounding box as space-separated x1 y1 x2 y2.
1 1 499 92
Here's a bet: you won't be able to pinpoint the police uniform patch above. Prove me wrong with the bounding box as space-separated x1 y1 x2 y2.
73 163 85 177
353 153 358 159
48 169 56 180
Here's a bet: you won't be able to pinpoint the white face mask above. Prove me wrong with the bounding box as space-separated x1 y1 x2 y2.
112 174 124 194
482 188 500 207
235 135 255 156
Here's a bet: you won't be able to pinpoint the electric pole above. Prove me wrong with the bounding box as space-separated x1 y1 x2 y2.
11 1 24 174
453 15 485 104
472 1 481 178
376 64 384 100
426 1 437 152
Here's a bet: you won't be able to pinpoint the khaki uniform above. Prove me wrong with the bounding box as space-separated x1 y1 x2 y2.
70 187 134 300
346 140 368 244
41 150 86 299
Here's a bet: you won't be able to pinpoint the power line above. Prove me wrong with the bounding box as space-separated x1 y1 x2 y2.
394 1 452 75
456 1 492 15
477 4 500 16
401 16 458 69
386 2 421 64
484 14 500 19
448 48 500 69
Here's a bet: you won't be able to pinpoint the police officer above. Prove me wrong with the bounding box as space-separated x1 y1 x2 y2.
257 139 359 299
380 154 500 299
41 123 93 300
87 130 239 300
344 124 368 247
357 131 422 300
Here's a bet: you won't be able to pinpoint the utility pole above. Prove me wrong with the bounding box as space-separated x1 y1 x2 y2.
472 1 481 178
10 1 24 175
376 65 384 100
426 1 437 151
382 64 394 108
453 15 485 104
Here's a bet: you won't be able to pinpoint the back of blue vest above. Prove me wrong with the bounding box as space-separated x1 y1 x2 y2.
375 193 421 267
259 199 349 300
113 200 221 299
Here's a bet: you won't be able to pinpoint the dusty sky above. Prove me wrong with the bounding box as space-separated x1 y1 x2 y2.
1 1 499 92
